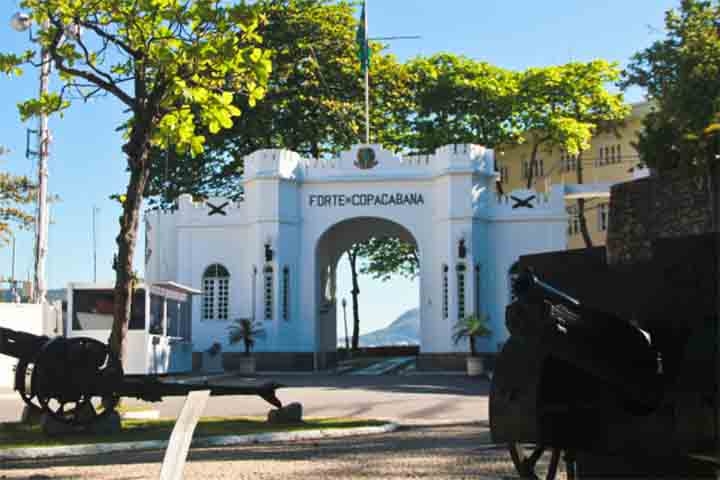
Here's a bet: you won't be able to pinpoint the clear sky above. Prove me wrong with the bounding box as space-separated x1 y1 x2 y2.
0 0 676 334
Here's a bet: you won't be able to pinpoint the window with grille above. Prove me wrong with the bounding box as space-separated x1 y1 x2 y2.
599 203 609 231
616 144 622 163
442 265 449 319
457 264 466 320
202 264 230 321
567 206 580 236
474 264 481 314
264 266 273 321
282 266 290 321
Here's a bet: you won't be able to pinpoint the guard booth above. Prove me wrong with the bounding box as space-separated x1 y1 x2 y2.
66 281 199 375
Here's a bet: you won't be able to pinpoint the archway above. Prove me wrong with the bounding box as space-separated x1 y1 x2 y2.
314 217 420 369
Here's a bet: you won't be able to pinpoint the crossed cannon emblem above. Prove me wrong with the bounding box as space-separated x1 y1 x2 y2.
207 201 229 216
511 195 536 209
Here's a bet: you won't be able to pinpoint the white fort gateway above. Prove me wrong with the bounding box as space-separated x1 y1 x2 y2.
145 144 567 370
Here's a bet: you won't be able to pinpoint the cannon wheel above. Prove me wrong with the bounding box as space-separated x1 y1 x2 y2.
508 443 576 480
33 337 122 427
14 358 43 414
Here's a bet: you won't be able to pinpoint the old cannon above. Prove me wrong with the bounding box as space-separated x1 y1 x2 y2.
0 326 282 429
490 267 716 479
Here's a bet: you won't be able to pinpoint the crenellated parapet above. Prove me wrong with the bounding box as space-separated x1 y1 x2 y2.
244 149 303 180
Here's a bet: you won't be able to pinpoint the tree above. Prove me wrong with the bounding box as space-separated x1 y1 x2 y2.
623 0 720 174
514 61 629 247
1 0 272 363
228 318 266 356
405 54 520 153
357 236 418 281
452 312 491 357
0 148 36 244
346 244 362 351
144 0 413 209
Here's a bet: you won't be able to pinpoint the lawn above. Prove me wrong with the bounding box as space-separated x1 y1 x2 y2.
0 417 388 450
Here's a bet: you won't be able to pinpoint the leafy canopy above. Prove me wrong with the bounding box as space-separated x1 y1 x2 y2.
623 0 720 173
6 0 272 158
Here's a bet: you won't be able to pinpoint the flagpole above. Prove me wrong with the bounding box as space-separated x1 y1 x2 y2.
364 0 370 145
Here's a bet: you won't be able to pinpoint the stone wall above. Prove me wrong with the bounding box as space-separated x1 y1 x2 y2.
606 171 716 265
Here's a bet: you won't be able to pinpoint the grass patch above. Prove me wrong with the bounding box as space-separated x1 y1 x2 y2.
0 417 387 450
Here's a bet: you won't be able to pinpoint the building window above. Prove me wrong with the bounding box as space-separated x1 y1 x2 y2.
202 264 230 321
599 203 609 231
264 266 273 321
474 264 481 315
457 264 466 320
538 158 544 178
567 206 580 236
282 266 290 321
497 165 509 183
442 265 449 319
616 144 622 163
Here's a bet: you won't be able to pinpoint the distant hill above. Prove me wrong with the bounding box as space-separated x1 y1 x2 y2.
344 308 419 347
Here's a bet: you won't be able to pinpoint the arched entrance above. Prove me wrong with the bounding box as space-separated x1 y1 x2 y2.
314 217 420 369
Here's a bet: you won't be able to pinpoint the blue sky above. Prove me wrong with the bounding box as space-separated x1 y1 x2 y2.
0 0 676 334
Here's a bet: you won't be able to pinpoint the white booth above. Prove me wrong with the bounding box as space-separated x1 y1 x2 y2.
66 281 199 375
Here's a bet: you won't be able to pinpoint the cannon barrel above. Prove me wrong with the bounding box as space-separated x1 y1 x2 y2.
507 269 661 409
0 325 284 426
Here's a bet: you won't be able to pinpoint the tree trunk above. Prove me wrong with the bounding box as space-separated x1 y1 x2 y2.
348 247 361 351
525 140 541 189
470 335 477 356
575 151 594 248
109 125 153 365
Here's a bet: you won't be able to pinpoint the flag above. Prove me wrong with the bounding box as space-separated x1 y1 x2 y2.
356 1 370 73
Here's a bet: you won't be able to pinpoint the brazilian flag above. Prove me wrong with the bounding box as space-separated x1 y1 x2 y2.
356 1 370 73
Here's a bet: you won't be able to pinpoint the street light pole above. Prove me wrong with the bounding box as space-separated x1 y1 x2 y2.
33 24 51 304
341 297 349 352
92 205 99 282
11 12 51 304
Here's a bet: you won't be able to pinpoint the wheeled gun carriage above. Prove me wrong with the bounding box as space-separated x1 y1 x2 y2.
0 326 282 429
490 245 718 479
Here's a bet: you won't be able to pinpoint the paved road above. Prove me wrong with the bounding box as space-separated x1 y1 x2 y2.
1 374 489 425
1 423 525 480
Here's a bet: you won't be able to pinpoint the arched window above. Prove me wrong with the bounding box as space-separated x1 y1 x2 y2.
202 264 230 321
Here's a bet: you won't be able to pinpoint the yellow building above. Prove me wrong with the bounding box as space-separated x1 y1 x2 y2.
496 102 651 250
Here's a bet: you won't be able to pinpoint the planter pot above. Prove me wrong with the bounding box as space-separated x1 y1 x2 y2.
237 356 256 375
466 356 484 377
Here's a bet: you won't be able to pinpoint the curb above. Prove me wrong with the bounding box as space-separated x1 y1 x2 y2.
0 422 398 461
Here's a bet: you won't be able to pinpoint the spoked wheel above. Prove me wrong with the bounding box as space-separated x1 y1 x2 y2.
14 358 43 414
508 443 576 480
32 337 122 427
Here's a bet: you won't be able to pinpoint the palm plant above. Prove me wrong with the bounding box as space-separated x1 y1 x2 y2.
228 318 266 356
452 313 492 357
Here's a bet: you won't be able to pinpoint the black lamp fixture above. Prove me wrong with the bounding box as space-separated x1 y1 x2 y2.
458 239 467 259
264 242 274 263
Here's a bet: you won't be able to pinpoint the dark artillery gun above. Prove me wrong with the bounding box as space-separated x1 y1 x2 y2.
0 326 282 428
490 268 716 479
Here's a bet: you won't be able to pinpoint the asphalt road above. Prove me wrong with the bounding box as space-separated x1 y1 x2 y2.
0 374 490 425
1 423 524 480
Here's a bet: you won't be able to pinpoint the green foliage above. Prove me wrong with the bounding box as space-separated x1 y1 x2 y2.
144 0 413 208
515 60 629 187
405 54 521 153
623 0 720 173
452 312 491 357
0 148 36 245
14 0 271 157
356 237 418 281
0 51 34 76
228 318 266 355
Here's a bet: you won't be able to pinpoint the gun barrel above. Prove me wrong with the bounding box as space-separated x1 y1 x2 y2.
0 326 48 360
116 376 284 408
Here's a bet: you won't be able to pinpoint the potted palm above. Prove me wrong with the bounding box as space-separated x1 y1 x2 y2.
452 313 492 377
228 318 265 374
